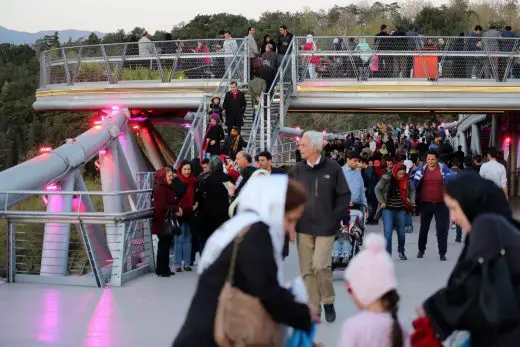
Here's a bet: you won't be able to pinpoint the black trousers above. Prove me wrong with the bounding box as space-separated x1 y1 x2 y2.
156 234 173 275
418 202 450 255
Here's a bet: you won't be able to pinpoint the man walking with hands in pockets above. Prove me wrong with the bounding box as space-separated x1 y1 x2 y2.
290 131 351 323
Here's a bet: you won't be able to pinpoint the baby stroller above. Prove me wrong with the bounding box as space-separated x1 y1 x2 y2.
331 203 366 271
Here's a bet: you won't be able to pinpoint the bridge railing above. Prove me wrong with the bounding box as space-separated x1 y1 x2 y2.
0 185 154 287
39 38 245 88
294 36 520 82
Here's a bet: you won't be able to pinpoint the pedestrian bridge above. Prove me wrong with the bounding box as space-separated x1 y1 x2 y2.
2 35 520 294
34 36 520 113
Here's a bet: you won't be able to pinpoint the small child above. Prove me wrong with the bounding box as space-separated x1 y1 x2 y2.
332 209 364 264
339 233 409 347
332 221 353 265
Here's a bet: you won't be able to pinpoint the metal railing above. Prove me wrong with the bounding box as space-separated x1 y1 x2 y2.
175 40 248 166
39 38 245 87
295 36 520 82
0 186 154 287
247 39 296 155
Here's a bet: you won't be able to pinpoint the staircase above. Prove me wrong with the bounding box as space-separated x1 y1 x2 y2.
247 39 295 157
176 38 295 164
175 41 248 165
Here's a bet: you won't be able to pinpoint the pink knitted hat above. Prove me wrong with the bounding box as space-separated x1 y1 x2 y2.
344 234 398 306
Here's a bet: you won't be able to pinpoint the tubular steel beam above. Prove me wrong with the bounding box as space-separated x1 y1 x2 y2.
0 109 128 209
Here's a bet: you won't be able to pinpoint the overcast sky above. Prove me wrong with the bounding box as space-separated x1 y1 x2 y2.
2 0 450 33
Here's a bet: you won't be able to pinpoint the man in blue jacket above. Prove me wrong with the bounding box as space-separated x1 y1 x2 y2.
412 151 456 261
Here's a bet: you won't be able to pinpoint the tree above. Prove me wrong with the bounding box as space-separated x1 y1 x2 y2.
102 29 126 44
34 32 60 53
414 6 448 35
86 33 101 45
130 27 147 38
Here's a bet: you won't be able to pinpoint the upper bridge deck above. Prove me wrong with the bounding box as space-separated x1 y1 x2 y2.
34 35 520 113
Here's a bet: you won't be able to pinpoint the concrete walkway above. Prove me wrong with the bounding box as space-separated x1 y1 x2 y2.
0 216 463 347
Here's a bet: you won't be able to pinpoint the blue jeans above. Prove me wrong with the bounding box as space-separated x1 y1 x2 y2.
455 225 462 241
405 213 413 233
174 222 192 266
382 209 407 255
332 237 353 257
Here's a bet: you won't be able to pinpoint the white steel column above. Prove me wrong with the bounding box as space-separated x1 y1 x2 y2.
100 141 124 260
118 123 148 180
40 172 76 275
471 124 482 155
139 126 167 170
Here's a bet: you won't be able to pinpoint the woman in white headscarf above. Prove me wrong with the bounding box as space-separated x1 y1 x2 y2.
173 175 316 347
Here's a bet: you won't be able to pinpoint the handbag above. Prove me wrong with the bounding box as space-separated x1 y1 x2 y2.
163 209 182 237
214 228 283 347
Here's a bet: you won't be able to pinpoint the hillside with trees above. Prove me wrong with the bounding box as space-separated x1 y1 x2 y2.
1 0 519 170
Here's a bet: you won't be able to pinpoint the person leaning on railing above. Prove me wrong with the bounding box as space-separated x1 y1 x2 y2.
152 167 182 278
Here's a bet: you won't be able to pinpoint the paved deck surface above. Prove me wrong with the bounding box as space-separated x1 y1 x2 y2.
0 216 463 347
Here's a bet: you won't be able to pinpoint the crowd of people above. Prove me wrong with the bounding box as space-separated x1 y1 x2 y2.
150 115 518 346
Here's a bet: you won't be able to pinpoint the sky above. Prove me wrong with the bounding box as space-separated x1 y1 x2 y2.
2 0 450 34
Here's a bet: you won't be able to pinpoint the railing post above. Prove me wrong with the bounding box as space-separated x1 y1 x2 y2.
243 39 249 84
190 125 195 160
291 51 297 94
267 94 272 151
101 45 115 84
202 102 208 143
61 47 72 86
260 94 265 151
509 113 518 197
7 221 16 283
72 47 82 84
279 83 285 129
116 43 128 83
153 42 165 82
39 53 47 88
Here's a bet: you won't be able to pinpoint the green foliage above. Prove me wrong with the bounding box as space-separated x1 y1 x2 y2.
86 33 101 45
172 14 252 39
414 6 449 35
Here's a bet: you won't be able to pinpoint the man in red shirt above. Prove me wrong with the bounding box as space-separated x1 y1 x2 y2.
413 151 456 261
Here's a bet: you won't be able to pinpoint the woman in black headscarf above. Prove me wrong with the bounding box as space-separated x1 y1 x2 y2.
412 175 520 347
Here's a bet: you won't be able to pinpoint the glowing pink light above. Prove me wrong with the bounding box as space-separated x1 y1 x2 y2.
111 105 120 111
39 146 52 154
84 289 114 347
45 184 59 191
505 136 512 144
132 125 140 130
99 150 106 155
183 123 191 129
128 117 147 122
295 136 301 142
36 290 60 343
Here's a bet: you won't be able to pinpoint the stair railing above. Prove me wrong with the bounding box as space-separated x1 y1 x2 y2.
246 39 296 155
176 39 248 166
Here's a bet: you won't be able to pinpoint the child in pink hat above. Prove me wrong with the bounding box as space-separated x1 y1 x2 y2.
339 233 409 347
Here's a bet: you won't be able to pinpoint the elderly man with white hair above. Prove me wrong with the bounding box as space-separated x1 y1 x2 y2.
290 130 351 323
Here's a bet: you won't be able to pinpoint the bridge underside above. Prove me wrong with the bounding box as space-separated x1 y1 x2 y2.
34 80 520 114
289 81 520 113
33 81 221 112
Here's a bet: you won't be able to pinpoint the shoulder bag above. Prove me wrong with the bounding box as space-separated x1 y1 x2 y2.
164 209 182 237
214 228 283 347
